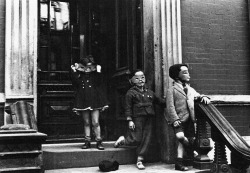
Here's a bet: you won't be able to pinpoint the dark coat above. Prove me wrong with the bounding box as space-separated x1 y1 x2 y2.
124 86 165 121
71 70 109 110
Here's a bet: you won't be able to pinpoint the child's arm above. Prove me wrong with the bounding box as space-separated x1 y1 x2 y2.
124 92 133 121
153 93 166 108
71 64 80 87
199 95 210 104
165 88 181 125
124 91 135 130
71 64 77 72
191 87 210 105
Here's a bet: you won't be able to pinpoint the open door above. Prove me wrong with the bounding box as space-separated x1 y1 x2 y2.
37 0 143 142
38 0 102 142
106 0 143 139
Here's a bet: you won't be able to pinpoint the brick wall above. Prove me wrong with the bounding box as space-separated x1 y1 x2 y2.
216 105 250 136
181 0 250 95
0 0 5 93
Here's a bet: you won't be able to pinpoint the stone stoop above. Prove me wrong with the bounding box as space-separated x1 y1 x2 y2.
42 141 160 170
0 130 47 173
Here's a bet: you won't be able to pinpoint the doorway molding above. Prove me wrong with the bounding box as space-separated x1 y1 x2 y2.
5 0 38 116
152 0 182 163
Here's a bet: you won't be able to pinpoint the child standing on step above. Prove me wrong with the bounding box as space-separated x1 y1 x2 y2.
114 69 165 170
166 64 210 171
71 55 109 150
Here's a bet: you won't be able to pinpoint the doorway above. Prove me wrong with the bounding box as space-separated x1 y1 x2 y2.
37 0 143 142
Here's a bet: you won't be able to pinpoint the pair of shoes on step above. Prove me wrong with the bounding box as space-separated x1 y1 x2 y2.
114 136 125 148
82 141 104 150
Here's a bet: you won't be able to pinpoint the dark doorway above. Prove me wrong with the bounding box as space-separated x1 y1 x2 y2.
37 0 143 142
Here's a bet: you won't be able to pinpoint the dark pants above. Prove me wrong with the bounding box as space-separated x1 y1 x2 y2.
124 116 153 159
173 118 195 138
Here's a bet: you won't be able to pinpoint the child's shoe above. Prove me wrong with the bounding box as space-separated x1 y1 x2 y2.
96 141 104 150
175 158 188 171
114 136 125 148
82 141 91 149
136 161 145 170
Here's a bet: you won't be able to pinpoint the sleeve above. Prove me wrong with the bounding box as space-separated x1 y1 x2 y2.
190 87 201 100
153 92 166 108
94 67 105 87
124 91 133 121
95 71 110 106
190 87 210 102
94 71 101 85
165 88 180 124
71 71 80 87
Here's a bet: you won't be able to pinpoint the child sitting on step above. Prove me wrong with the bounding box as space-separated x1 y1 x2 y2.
114 69 165 170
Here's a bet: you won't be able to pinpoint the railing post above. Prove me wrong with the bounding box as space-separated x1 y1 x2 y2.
195 103 250 173
193 103 213 169
211 128 232 173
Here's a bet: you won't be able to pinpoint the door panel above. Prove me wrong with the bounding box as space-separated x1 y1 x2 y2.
38 86 83 140
112 0 143 120
38 0 143 141
104 0 143 139
38 0 83 142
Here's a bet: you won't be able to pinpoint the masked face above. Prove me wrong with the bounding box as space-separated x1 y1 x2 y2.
85 63 94 73
131 71 146 87
76 63 96 73
178 66 190 83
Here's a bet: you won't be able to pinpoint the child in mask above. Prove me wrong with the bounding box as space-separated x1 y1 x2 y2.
71 55 109 150
114 69 165 170
166 64 210 171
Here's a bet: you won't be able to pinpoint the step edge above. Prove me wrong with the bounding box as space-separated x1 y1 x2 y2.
43 141 116 147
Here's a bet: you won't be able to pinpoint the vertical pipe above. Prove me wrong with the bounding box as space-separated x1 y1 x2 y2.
176 0 182 63
171 0 177 64
5 0 12 94
30 0 38 117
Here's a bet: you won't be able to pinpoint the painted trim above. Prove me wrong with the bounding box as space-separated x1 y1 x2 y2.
0 93 5 103
209 95 250 103
242 136 250 142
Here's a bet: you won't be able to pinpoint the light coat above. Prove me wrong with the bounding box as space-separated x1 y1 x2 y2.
166 82 203 124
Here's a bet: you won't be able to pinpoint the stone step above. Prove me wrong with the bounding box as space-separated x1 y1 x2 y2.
0 167 41 173
42 141 160 170
44 162 209 173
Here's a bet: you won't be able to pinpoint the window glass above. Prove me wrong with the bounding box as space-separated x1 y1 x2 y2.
50 1 70 31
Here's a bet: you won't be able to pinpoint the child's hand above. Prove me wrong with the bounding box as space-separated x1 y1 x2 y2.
71 64 77 72
96 65 101 73
201 96 210 105
128 121 135 131
101 105 109 112
173 120 181 127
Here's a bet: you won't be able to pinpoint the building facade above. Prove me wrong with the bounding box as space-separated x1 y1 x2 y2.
0 0 250 163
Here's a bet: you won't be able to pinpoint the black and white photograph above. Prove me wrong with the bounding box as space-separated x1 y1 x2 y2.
0 0 250 172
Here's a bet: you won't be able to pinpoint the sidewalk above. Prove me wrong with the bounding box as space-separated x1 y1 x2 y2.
45 162 208 173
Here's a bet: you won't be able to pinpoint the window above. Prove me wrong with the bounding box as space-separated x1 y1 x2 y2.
39 0 79 82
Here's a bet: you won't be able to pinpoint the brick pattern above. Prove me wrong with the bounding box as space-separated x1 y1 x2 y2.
217 106 250 136
181 0 250 95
